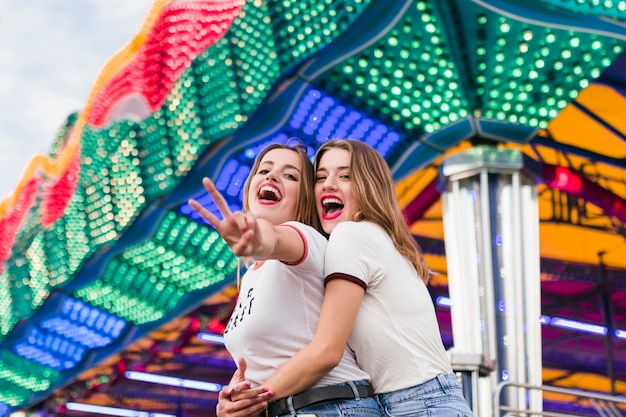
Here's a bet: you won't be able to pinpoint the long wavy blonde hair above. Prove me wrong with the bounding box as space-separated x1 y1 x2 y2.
314 139 430 283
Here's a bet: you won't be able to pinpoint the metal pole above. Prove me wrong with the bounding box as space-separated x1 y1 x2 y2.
441 146 542 417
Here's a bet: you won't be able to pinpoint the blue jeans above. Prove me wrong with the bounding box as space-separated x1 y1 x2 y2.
376 373 474 417
277 381 380 417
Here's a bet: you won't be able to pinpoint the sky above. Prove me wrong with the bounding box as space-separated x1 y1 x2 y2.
0 0 154 199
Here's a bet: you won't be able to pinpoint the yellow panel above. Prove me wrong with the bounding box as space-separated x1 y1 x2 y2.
406 187 626 270
410 218 444 240
542 369 626 406
547 94 626 159
539 222 626 269
525 143 626 201
536 184 614 231
414 217 626 271
396 166 439 207
400 142 626 277
423 253 447 273
576 84 626 143
395 142 473 208
423 254 448 286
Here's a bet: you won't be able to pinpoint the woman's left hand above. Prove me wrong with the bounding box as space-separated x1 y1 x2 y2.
188 177 258 257
216 358 273 417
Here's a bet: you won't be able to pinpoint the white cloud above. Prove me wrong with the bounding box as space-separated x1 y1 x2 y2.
0 0 154 199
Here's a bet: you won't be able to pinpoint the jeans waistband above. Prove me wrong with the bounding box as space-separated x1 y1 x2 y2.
266 380 373 417
376 373 460 404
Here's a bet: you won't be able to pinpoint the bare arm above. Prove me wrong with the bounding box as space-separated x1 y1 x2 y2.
188 177 305 263
222 283 362 414
259 279 365 399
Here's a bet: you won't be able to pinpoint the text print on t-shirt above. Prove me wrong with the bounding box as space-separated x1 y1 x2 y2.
224 287 255 334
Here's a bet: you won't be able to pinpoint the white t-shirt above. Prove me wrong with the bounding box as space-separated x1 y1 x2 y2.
224 221 370 387
325 221 452 394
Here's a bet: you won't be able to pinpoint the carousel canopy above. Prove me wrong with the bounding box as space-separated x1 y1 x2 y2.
0 0 624 415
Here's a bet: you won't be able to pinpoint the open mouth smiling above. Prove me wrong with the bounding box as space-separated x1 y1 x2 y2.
321 196 344 219
258 185 282 203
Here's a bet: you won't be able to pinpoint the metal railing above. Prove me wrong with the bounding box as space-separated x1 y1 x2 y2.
493 381 626 417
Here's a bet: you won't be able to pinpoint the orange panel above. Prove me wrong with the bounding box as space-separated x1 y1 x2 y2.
539 222 626 269
547 105 625 159
396 166 439 208
576 84 626 143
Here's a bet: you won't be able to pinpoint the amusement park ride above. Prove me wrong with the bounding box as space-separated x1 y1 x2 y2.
0 0 625 416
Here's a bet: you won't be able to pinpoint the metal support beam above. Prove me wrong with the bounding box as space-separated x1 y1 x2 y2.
440 145 543 416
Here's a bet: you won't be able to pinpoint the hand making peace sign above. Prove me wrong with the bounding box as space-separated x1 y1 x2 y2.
188 177 259 257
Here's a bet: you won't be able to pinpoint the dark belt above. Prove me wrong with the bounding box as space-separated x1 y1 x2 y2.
266 382 374 417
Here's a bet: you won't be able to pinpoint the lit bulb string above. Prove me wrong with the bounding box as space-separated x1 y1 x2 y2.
0 0 244 214
0 0 169 274
86 0 245 127
0 0 170 218
0 0 244 270
473 0 626 41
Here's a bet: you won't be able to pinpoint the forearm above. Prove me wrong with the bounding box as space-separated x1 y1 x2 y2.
249 219 279 260
250 221 305 264
263 280 365 399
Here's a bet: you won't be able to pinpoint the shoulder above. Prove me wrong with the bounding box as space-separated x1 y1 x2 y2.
331 221 383 240
327 222 389 256
279 221 327 267
281 221 323 236
281 221 327 247
325 222 384 283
